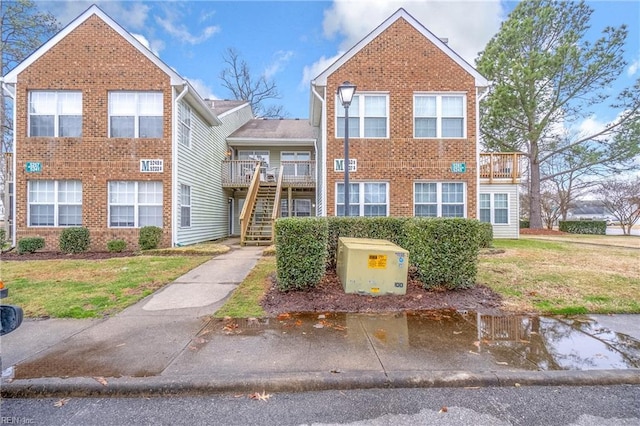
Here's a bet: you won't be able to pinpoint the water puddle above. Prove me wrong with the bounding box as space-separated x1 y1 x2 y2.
208 311 640 370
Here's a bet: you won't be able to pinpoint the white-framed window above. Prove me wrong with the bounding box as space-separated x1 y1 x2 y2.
281 199 312 217
28 180 82 226
414 94 466 138
29 91 82 137
336 94 389 138
180 184 191 227
414 182 466 217
108 181 163 228
179 104 192 147
480 193 509 224
281 151 311 177
108 92 163 138
336 182 388 217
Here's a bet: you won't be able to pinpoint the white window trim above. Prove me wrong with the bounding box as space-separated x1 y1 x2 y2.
180 184 191 228
280 151 311 176
179 103 192 148
27 180 82 227
281 198 312 217
108 181 163 228
335 93 390 139
28 91 82 137
413 92 467 139
480 192 510 225
335 181 390 217
108 91 163 138
413 181 467 218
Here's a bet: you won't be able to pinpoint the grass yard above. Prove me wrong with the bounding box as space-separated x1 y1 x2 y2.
0 255 210 318
478 238 640 314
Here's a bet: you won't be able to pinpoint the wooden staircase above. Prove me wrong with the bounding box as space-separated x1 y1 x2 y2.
244 182 277 246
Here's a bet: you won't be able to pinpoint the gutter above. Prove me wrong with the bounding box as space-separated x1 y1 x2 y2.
172 83 189 247
311 83 326 217
1 78 17 247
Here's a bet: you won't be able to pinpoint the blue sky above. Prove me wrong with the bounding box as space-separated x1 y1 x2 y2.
35 0 640 124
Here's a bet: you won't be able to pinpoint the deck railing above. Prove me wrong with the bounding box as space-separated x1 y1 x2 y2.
222 160 315 188
479 153 522 183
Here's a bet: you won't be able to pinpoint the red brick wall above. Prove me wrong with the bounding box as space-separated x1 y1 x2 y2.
14 15 173 251
326 18 478 217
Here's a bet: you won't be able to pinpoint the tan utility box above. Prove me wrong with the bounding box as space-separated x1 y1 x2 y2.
337 237 409 296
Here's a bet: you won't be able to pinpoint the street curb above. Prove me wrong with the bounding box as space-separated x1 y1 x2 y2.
2 369 639 398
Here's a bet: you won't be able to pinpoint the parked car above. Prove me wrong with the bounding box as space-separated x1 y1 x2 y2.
0 281 23 336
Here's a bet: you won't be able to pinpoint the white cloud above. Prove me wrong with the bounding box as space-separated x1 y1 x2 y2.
186 78 219 100
155 11 220 45
47 1 150 30
131 33 164 57
264 50 294 80
300 52 344 90
628 57 639 77
322 0 504 64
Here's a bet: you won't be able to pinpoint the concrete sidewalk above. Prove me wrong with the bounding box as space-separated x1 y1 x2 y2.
1 242 640 397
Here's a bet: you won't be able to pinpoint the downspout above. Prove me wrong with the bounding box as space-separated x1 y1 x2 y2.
475 85 490 221
172 83 189 247
311 84 326 216
1 78 16 247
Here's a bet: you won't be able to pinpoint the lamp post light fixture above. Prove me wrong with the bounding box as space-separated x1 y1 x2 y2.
337 81 356 216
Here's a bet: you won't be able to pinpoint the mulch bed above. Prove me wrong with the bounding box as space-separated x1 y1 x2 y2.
261 269 504 315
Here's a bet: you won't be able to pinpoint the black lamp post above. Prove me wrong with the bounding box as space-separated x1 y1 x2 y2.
337 81 356 216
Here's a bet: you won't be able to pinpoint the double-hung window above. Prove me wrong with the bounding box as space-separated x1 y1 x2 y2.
414 94 465 138
28 180 82 226
336 182 388 217
180 184 191 227
109 92 163 138
336 94 388 138
280 199 312 217
108 181 163 227
179 104 192 147
29 91 82 137
480 193 509 224
414 182 466 217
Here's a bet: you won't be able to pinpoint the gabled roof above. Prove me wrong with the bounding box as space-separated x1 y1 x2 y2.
312 8 488 88
3 4 219 126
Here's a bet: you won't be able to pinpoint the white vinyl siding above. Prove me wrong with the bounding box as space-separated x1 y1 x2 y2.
336 182 388 217
414 182 466 217
109 91 163 138
479 184 520 238
28 180 82 227
108 181 163 228
29 91 82 137
414 94 466 138
336 94 389 138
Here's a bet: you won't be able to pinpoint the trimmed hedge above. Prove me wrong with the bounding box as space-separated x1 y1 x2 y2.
139 226 163 250
275 217 328 291
59 227 91 254
519 220 530 229
17 237 45 254
0 229 6 248
403 218 481 290
107 239 127 253
478 222 494 248
559 220 606 235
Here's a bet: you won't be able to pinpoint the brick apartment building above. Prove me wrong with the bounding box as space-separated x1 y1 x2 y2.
2 6 520 250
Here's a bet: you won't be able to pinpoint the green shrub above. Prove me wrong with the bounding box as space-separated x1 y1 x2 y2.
17 237 45 254
326 217 409 269
0 229 6 248
478 222 494 248
275 217 328 291
403 218 481 290
139 226 163 250
107 239 127 253
519 220 530 229
59 227 91 253
558 220 606 235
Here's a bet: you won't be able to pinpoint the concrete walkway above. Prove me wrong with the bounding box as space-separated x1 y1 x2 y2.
1 241 639 397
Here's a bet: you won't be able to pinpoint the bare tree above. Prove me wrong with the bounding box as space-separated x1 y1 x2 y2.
596 178 640 235
219 48 286 118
